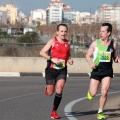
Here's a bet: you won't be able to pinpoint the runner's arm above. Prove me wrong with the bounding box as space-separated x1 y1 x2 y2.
113 42 120 63
85 41 95 63
85 41 96 69
39 39 54 60
67 41 73 65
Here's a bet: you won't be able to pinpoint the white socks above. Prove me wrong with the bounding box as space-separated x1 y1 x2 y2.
98 109 103 113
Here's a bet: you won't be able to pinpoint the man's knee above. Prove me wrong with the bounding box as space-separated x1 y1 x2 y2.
101 89 108 97
56 86 64 93
56 89 62 94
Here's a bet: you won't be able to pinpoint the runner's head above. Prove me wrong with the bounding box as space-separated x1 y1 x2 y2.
56 24 68 40
101 23 112 36
57 24 68 32
100 23 112 40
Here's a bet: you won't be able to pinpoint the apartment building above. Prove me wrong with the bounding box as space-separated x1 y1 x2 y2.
0 3 18 24
63 7 76 24
96 4 120 29
17 11 28 24
0 11 7 24
46 1 63 24
46 0 76 24
76 12 95 25
29 9 46 25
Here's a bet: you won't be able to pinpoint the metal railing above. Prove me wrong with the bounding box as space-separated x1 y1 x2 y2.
0 42 88 57
0 42 119 57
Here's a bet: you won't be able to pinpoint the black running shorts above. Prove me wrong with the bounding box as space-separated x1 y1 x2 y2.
45 67 67 85
90 68 113 82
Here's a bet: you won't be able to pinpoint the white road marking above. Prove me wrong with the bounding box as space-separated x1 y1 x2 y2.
0 72 20 77
64 91 120 120
0 92 40 102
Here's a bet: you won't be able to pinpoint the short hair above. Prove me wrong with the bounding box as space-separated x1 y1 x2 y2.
102 23 112 36
57 24 68 31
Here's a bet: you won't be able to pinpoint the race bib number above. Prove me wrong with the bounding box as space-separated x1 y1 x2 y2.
53 59 65 69
99 51 111 62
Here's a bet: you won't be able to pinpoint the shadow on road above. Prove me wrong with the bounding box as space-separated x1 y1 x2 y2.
104 108 120 119
63 108 120 119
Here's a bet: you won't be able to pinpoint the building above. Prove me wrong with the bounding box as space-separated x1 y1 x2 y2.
30 9 46 20
63 6 76 24
0 3 18 24
17 11 28 24
29 9 46 25
76 12 95 25
0 11 7 24
96 4 120 29
46 0 76 24
46 0 63 24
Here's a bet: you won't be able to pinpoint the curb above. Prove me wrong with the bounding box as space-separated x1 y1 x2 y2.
114 73 120 77
0 72 120 77
0 72 20 77
68 73 89 77
20 72 43 76
0 72 43 77
0 72 89 77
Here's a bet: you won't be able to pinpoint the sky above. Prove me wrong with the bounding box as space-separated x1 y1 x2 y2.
0 0 120 16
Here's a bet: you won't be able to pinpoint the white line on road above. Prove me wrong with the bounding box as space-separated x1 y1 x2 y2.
0 92 40 102
64 91 120 120
0 72 20 77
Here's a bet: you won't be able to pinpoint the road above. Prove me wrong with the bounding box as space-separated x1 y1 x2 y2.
0 76 119 120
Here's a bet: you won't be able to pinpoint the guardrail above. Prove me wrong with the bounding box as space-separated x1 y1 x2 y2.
0 42 90 57
0 42 119 57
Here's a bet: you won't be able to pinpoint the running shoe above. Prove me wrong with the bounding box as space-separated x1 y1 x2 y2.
44 86 48 96
87 91 93 100
97 112 106 119
51 110 60 119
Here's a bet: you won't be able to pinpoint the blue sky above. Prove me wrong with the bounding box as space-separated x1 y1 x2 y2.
0 0 120 16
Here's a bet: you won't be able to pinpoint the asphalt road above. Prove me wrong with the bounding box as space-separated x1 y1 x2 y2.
0 76 119 120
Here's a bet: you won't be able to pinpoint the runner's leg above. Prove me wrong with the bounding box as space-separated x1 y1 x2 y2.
89 78 100 97
99 77 111 110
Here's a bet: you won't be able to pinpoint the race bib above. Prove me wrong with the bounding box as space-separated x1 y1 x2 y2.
53 59 65 69
99 51 111 62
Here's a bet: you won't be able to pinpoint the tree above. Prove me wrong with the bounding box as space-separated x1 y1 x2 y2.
17 31 39 43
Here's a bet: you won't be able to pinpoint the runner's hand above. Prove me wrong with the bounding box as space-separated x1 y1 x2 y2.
118 58 120 63
89 62 96 69
68 58 73 65
51 58 60 65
